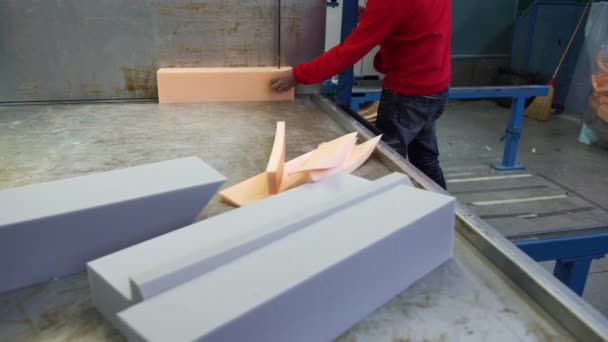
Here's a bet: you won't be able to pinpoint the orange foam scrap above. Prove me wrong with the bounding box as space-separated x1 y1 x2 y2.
341 135 383 173
279 135 382 192
218 173 269 208
157 67 295 104
289 133 358 174
219 151 313 208
219 132 378 208
266 122 286 194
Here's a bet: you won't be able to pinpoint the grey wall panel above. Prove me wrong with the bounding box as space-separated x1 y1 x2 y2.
0 0 326 102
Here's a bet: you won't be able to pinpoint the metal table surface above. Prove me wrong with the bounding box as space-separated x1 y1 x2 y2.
0 96 605 341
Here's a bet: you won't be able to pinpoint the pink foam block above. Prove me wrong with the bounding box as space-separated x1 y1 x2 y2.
157 67 295 104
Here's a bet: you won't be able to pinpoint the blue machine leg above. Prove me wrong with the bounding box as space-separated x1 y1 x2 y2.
335 0 357 107
553 258 593 296
491 96 526 171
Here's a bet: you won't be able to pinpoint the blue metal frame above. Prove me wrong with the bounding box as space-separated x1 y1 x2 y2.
450 86 549 170
345 85 549 170
335 0 358 107
448 86 548 99
515 232 608 295
497 96 527 170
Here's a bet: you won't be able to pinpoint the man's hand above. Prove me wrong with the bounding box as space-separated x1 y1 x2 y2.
271 70 297 92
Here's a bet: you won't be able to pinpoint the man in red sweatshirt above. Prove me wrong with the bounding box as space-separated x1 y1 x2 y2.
271 0 451 189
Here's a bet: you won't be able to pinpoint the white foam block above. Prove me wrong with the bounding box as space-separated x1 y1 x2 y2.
87 173 377 330
129 173 410 305
118 176 454 342
0 157 225 294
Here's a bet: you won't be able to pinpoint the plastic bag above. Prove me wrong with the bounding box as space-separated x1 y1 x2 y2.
580 3 608 148
589 46 608 115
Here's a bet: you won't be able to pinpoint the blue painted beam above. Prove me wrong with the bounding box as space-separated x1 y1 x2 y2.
347 85 549 99
515 232 608 262
515 232 608 296
448 85 549 99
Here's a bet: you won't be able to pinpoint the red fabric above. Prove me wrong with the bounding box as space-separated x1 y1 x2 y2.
293 0 451 96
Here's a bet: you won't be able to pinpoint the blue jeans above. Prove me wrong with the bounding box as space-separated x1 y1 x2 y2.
375 88 448 189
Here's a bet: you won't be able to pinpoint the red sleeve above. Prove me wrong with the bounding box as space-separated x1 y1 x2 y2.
293 0 400 85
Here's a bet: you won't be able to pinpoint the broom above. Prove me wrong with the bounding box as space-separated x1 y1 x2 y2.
525 2 590 121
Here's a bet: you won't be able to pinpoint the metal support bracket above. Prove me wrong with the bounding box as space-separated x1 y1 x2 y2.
515 231 608 296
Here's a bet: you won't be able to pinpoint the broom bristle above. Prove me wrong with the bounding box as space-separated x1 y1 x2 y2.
525 85 555 121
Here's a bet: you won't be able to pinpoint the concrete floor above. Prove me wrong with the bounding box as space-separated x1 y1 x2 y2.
437 100 608 317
